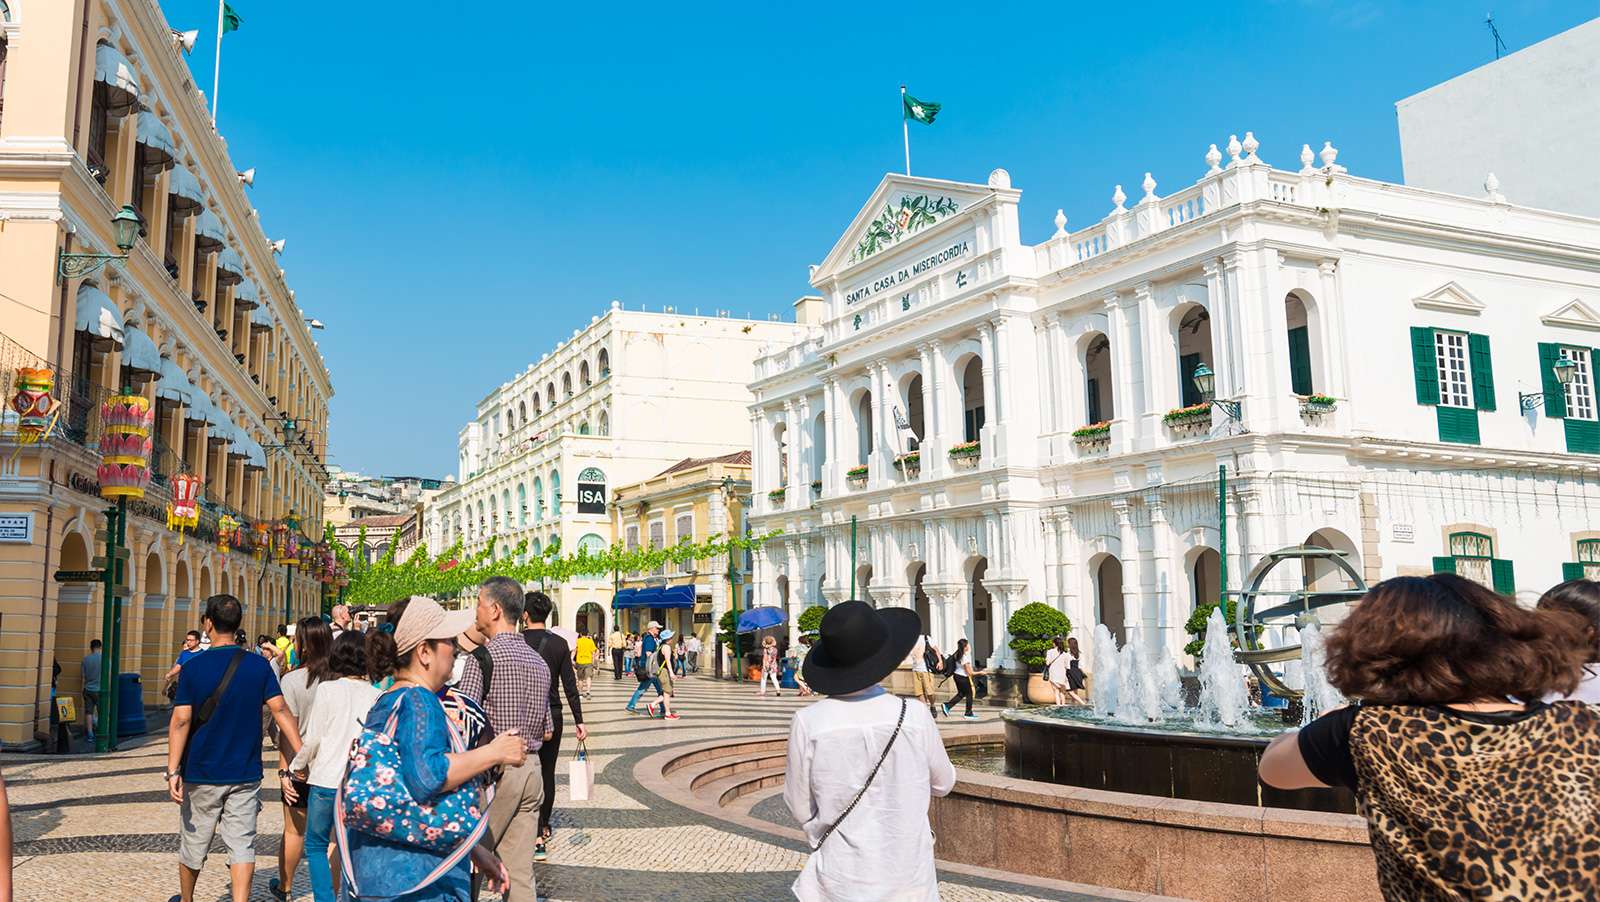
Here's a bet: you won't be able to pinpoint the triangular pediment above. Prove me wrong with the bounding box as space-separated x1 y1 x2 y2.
812 172 1012 285
1412 281 1485 315
1541 299 1600 332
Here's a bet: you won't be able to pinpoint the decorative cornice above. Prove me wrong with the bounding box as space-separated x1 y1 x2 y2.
1412 281 1486 316
1540 299 1600 333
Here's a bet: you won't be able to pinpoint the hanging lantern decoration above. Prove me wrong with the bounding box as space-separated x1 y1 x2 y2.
274 515 301 565
97 392 154 500
251 522 271 560
166 472 203 543
10 367 60 444
217 515 241 554
317 544 337 583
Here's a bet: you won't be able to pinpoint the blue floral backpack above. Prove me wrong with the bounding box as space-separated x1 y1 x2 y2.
335 687 490 896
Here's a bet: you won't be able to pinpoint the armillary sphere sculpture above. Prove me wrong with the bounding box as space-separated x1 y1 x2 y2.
1229 545 1367 699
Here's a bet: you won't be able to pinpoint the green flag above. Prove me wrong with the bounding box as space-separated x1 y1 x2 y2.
222 3 243 33
903 92 940 125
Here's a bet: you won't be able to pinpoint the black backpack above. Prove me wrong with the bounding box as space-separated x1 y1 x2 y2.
941 651 962 677
920 637 940 672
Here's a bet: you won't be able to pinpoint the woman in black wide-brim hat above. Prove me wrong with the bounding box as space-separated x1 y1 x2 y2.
783 601 957 902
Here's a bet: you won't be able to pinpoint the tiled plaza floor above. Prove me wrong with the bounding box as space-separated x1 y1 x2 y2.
6 669 1122 901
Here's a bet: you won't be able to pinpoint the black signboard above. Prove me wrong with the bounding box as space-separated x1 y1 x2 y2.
55 569 104 583
577 483 606 514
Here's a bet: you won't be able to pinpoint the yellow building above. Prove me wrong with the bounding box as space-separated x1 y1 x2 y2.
610 452 751 669
0 1 332 745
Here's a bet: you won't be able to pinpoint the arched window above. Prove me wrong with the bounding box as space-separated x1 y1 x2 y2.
517 483 527 525
577 533 606 579
599 410 610 436
518 401 527 425
531 538 542 559
502 490 512 528
550 470 562 512
489 496 499 531
580 361 591 387
533 393 542 415
546 382 556 409
532 477 544 521
598 349 610 378
579 421 590 435
562 372 573 397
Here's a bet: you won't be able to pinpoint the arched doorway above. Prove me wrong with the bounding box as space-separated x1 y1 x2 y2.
1082 332 1114 425
855 564 874 606
1304 528 1361 626
903 374 925 452
855 391 873 465
1188 546 1221 611
959 358 985 444
910 563 930 632
1285 291 1316 396
54 531 94 705
141 551 166 701
172 559 191 646
1174 304 1214 408
576 602 605 639
1094 555 1126 646
968 558 992 665
775 574 790 620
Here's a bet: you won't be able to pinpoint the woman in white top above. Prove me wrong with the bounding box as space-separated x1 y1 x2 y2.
271 616 331 901
289 630 381 902
785 600 956 902
1044 636 1071 706
1538 579 1600 704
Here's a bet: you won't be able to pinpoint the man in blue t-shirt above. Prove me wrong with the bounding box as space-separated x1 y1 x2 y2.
165 595 302 902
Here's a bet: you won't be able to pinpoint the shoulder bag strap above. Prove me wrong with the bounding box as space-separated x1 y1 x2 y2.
810 698 907 853
180 648 245 772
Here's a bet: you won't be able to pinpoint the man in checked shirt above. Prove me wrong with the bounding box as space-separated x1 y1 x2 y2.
459 576 553 902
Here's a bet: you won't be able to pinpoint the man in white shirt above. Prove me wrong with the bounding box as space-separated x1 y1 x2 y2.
684 634 701 673
785 601 956 902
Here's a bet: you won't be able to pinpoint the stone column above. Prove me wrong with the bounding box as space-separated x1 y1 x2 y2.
749 409 766 511
916 343 935 452
783 400 801 504
1147 497 1174 655
977 323 997 461
1113 499 1139 636
796 394 813 492
822 377 840 494
927 340 949 478
867 365 887 486
1104 294 1137 452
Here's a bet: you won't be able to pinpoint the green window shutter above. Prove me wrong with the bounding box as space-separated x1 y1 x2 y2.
1287 326 1312 396
1491 559 1515 595
1180 353 1202 407
1431 556 1457 574
1411 327 1439 405
1563 562 1587 581
1437 406 1480 445
1565 417 1600 455
1537 343 1567 418
1468 333 1495 411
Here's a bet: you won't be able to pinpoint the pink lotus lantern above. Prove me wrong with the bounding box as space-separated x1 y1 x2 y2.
97 393 154 500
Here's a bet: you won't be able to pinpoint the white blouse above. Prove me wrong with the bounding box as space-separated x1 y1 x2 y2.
784 686 957 902
289 677 382 789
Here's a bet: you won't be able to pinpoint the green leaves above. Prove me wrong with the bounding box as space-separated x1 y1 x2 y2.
1005 602 1072 671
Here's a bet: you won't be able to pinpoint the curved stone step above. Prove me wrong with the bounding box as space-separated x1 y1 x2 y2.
690 763 787 808
686 751 787 795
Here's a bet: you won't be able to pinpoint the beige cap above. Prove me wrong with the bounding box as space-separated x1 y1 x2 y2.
646 620 662 630
393 596 475 656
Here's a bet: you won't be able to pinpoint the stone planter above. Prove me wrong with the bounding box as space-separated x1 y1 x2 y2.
1025 672 1056 704
846 471 868 489
1300 398 1337 419
1165 413 1212 438
893 455 921 479
949 453 980 470
1074 434 1109 454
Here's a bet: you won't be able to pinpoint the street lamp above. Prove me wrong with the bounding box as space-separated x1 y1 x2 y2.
1519 356 1578 411
57 205 146 281
1191 363 1242 420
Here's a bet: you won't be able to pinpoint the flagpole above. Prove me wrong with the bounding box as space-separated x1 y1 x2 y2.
211 0 224 123
900 84 911 176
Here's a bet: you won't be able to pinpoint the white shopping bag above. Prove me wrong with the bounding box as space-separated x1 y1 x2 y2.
568 741 594 802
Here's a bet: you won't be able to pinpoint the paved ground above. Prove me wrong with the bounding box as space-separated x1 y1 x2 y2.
5 669 1099 901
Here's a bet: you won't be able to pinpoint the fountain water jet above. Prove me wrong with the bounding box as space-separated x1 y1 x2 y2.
1197 607 1248 727
1090 624 1120 716
1298 621 1344 725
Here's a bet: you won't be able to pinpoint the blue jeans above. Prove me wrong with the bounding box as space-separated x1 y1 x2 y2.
627 677 663 709
305 785 338 902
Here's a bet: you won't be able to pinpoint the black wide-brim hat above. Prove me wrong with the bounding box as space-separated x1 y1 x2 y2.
802 600 921 696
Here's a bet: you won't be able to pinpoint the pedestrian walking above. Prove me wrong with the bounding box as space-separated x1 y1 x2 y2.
626 623 666 713
907 631 940 718
1260 574 1600 901
608 627 625 680
784 600 956 902
345 596 521 902
758 635 782 697
520 591 587 863
626 633 641 676
573 628 597 699
80 639 102 746
941 639 984 721
458 577 553 902
287 630 379 902
165 594 304 902
1044 637 1084 706
270 616 333 901
164 631 204 702
684 633 701 673
647 631 679 719
48 660 69 753
1538 578 1600 703
1065 637 1087 702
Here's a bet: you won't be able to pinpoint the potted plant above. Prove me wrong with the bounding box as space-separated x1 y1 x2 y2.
797 603 827 645
893 450 921 476
846 465 869 487
1072 421 1111 450
948 440 981 467
1163 403 1212 435
1300 393 1337 416
767 487 786 505
1006 602 1073 704
1183 599 1238 659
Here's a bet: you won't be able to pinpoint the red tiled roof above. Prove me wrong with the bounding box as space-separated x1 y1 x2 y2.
655 450 751 476
344 512 413 528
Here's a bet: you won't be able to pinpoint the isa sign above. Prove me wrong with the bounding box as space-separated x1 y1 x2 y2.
577 482 606 514
0 512 33 543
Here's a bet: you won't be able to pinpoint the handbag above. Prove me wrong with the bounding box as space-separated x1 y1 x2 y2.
811 698 906 852
568 740 594 802
335 688 490 898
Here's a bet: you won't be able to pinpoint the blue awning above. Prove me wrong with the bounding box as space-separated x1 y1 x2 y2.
121 323 161 374
135 110 177 166
94 43 140 106
611 588 639 608
73 284 124 344
613 585 697 609
168 163 205 212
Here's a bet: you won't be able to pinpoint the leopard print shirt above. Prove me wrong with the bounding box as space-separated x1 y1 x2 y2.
1349 702 1600 901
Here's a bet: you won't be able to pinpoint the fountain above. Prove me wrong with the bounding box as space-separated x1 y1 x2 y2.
1000 546 1366 813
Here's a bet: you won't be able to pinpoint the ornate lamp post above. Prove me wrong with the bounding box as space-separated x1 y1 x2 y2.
1519 357 1578 411
1191 363 1242 421
57 205 146 281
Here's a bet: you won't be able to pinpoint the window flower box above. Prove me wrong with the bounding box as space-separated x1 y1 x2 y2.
1072 421 1111 453
1163 403 1213 437
767 487 786 505
1299 394 1338 417
893 451 921 478
948 441 981 469
846 465 869 488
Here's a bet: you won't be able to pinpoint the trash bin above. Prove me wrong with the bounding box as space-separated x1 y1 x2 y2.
780 660 798 689
116 672 147 738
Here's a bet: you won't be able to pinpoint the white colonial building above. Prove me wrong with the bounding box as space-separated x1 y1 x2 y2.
748 136 1600 672
426 304 808 631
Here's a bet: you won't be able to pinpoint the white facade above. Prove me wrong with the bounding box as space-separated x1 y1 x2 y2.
426 305 807 627
1398 17 1600 219
749 137 1600 673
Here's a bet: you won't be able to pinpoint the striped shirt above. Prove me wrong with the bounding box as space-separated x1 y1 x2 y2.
458 631 552 752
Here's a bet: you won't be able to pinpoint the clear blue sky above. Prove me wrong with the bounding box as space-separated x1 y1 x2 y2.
162 0 1597 478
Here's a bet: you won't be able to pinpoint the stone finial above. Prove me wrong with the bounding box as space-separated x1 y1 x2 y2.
987 168 1012 189
1319 141 1345 172
1111 185 1127 211
1053 209 1068 237
1300 144 1315 174
1485 172 1506 203
610 299 621 310
1226 134 1242 166
1205 144 1223 174
1140 172 1157 202
1242 131 1260 163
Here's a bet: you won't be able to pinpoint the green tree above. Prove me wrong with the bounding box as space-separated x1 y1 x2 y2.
1183 599 1238 658
717 609 755 660
797 604 827 636
1006 602 1072 672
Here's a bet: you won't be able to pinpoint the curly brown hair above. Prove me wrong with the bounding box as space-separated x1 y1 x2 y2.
1324 574 1588 704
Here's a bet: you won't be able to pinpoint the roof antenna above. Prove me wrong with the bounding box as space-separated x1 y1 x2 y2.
1486 12 1507 60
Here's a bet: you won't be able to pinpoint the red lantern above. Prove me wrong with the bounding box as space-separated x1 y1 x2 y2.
217 515 241 554
274 518 301 565
252 523 271 560
166 472 202 543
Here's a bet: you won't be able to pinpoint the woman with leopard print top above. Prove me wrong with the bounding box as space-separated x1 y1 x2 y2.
1260 574 1600 901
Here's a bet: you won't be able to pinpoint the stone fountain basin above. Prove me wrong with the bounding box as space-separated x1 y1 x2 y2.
1001 708 1356 814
